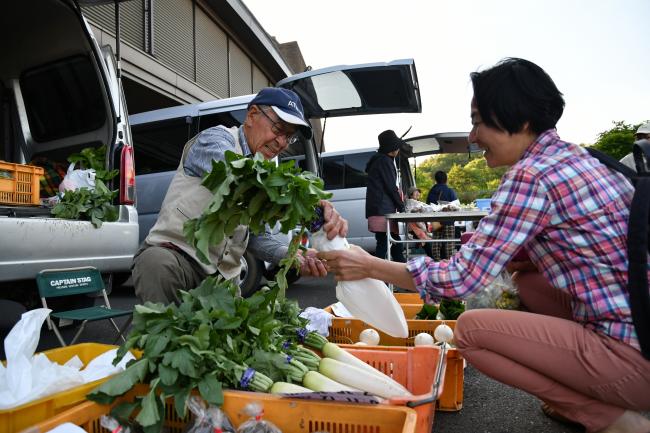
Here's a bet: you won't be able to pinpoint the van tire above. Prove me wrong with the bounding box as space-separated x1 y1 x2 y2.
240 251 263 297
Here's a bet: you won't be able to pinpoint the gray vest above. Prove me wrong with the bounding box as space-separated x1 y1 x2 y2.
145 127 248 279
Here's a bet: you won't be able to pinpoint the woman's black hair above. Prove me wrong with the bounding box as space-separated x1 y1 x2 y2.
470 58 565 135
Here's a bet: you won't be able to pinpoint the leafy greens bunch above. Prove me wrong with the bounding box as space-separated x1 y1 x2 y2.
51 180 118 228
183 151 331 297
52 144 119 228
88 276 317 433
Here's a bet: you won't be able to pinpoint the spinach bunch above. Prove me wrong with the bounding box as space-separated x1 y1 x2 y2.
88 276 311 433
183 151 331 297
51 180 118 228
52 144 119 227
68 144 118 182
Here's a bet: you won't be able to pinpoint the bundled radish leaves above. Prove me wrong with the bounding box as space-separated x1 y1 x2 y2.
183 151 331 297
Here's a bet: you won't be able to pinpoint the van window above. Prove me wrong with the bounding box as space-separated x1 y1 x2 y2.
321 152 373 190
344 152 372 188
21 56 106 143
322 156 344 190
133 117 192 174
197 109 247 131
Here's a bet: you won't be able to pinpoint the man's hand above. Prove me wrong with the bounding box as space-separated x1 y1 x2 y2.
320 200 348 239
298 248 328 277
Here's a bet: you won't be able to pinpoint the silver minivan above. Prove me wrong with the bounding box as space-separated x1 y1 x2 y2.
0 1 138 300
129 59 421 294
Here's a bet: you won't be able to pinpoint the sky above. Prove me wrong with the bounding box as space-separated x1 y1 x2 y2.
243 0 650 153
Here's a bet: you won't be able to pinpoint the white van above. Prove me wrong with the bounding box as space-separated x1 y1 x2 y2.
129 59 421 294
0 1 138 302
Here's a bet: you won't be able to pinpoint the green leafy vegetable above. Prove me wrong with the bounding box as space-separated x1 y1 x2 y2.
439 299 465 320
51 179 118 228
67 144 118 182
53 144 119 227
88 276 312 432
415 303 439 320
184 151 331 298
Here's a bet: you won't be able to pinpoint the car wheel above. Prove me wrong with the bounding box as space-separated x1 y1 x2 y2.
239 251 263 297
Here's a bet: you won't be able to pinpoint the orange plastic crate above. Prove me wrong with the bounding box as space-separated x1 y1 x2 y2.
393 292 423 304
343 345 444 433
22 388 418 433
0 161 43 206
0 344 133 433
327 313 464 412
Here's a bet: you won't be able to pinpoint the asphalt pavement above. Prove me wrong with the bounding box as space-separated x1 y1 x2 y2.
21 275 586 433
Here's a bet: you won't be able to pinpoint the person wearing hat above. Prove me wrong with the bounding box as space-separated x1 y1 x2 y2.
620 121 650 172
132 87 348 304
365 129 406 262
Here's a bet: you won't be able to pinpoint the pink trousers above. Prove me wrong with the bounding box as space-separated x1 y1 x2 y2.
455 271 650 432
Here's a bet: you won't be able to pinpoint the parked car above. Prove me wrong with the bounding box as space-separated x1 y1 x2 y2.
0 1 138 305
129 59 421 295
282 132 480 251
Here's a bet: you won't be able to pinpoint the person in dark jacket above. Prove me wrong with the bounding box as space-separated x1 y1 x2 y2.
366 129 405 262
426 170 458 260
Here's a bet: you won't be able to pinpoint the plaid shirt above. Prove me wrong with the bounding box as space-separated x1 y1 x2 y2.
407 129 647 350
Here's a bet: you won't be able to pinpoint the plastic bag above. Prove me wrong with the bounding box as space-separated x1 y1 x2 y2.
465 271 520 310
100 415 132 433
298 307 333 336
184 395 236 433
236 402 281 433
58 162 96 193
310 230 408 338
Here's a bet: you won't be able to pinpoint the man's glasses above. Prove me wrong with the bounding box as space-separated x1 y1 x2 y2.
259 108 300 145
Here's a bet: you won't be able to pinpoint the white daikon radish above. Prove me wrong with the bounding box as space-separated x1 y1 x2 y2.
414 332 435 346
434 324 454 343
270 382 313 394
302 371 359 392
319 358 412 399
359 328 380 345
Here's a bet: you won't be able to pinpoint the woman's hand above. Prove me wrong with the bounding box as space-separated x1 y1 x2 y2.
317 245 374 281
320 200 348 239
298 248 328 277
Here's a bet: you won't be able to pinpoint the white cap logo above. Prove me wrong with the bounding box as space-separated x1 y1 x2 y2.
288 100 298 110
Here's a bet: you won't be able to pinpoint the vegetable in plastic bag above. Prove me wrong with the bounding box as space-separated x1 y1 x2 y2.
100 414 132 433
184 395 236 433
236 402 282 433
465 271 519 310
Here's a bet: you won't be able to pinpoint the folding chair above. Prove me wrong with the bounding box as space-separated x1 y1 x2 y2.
36 266 132 346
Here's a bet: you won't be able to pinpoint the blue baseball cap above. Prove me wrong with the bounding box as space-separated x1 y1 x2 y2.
248 87 313 139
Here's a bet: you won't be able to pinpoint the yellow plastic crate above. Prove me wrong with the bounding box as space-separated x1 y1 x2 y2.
22 388 418 433
325 312 464 412
0 161 43 206
0 343 130 433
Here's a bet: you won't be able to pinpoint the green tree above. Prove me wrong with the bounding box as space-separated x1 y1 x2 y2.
412 153 506 204
590 120 642 160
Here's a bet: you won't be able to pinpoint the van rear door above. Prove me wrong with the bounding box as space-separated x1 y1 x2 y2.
402 132 480 158
277 59 421 119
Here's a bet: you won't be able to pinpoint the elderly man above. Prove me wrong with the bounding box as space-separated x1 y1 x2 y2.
132 87 347 304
